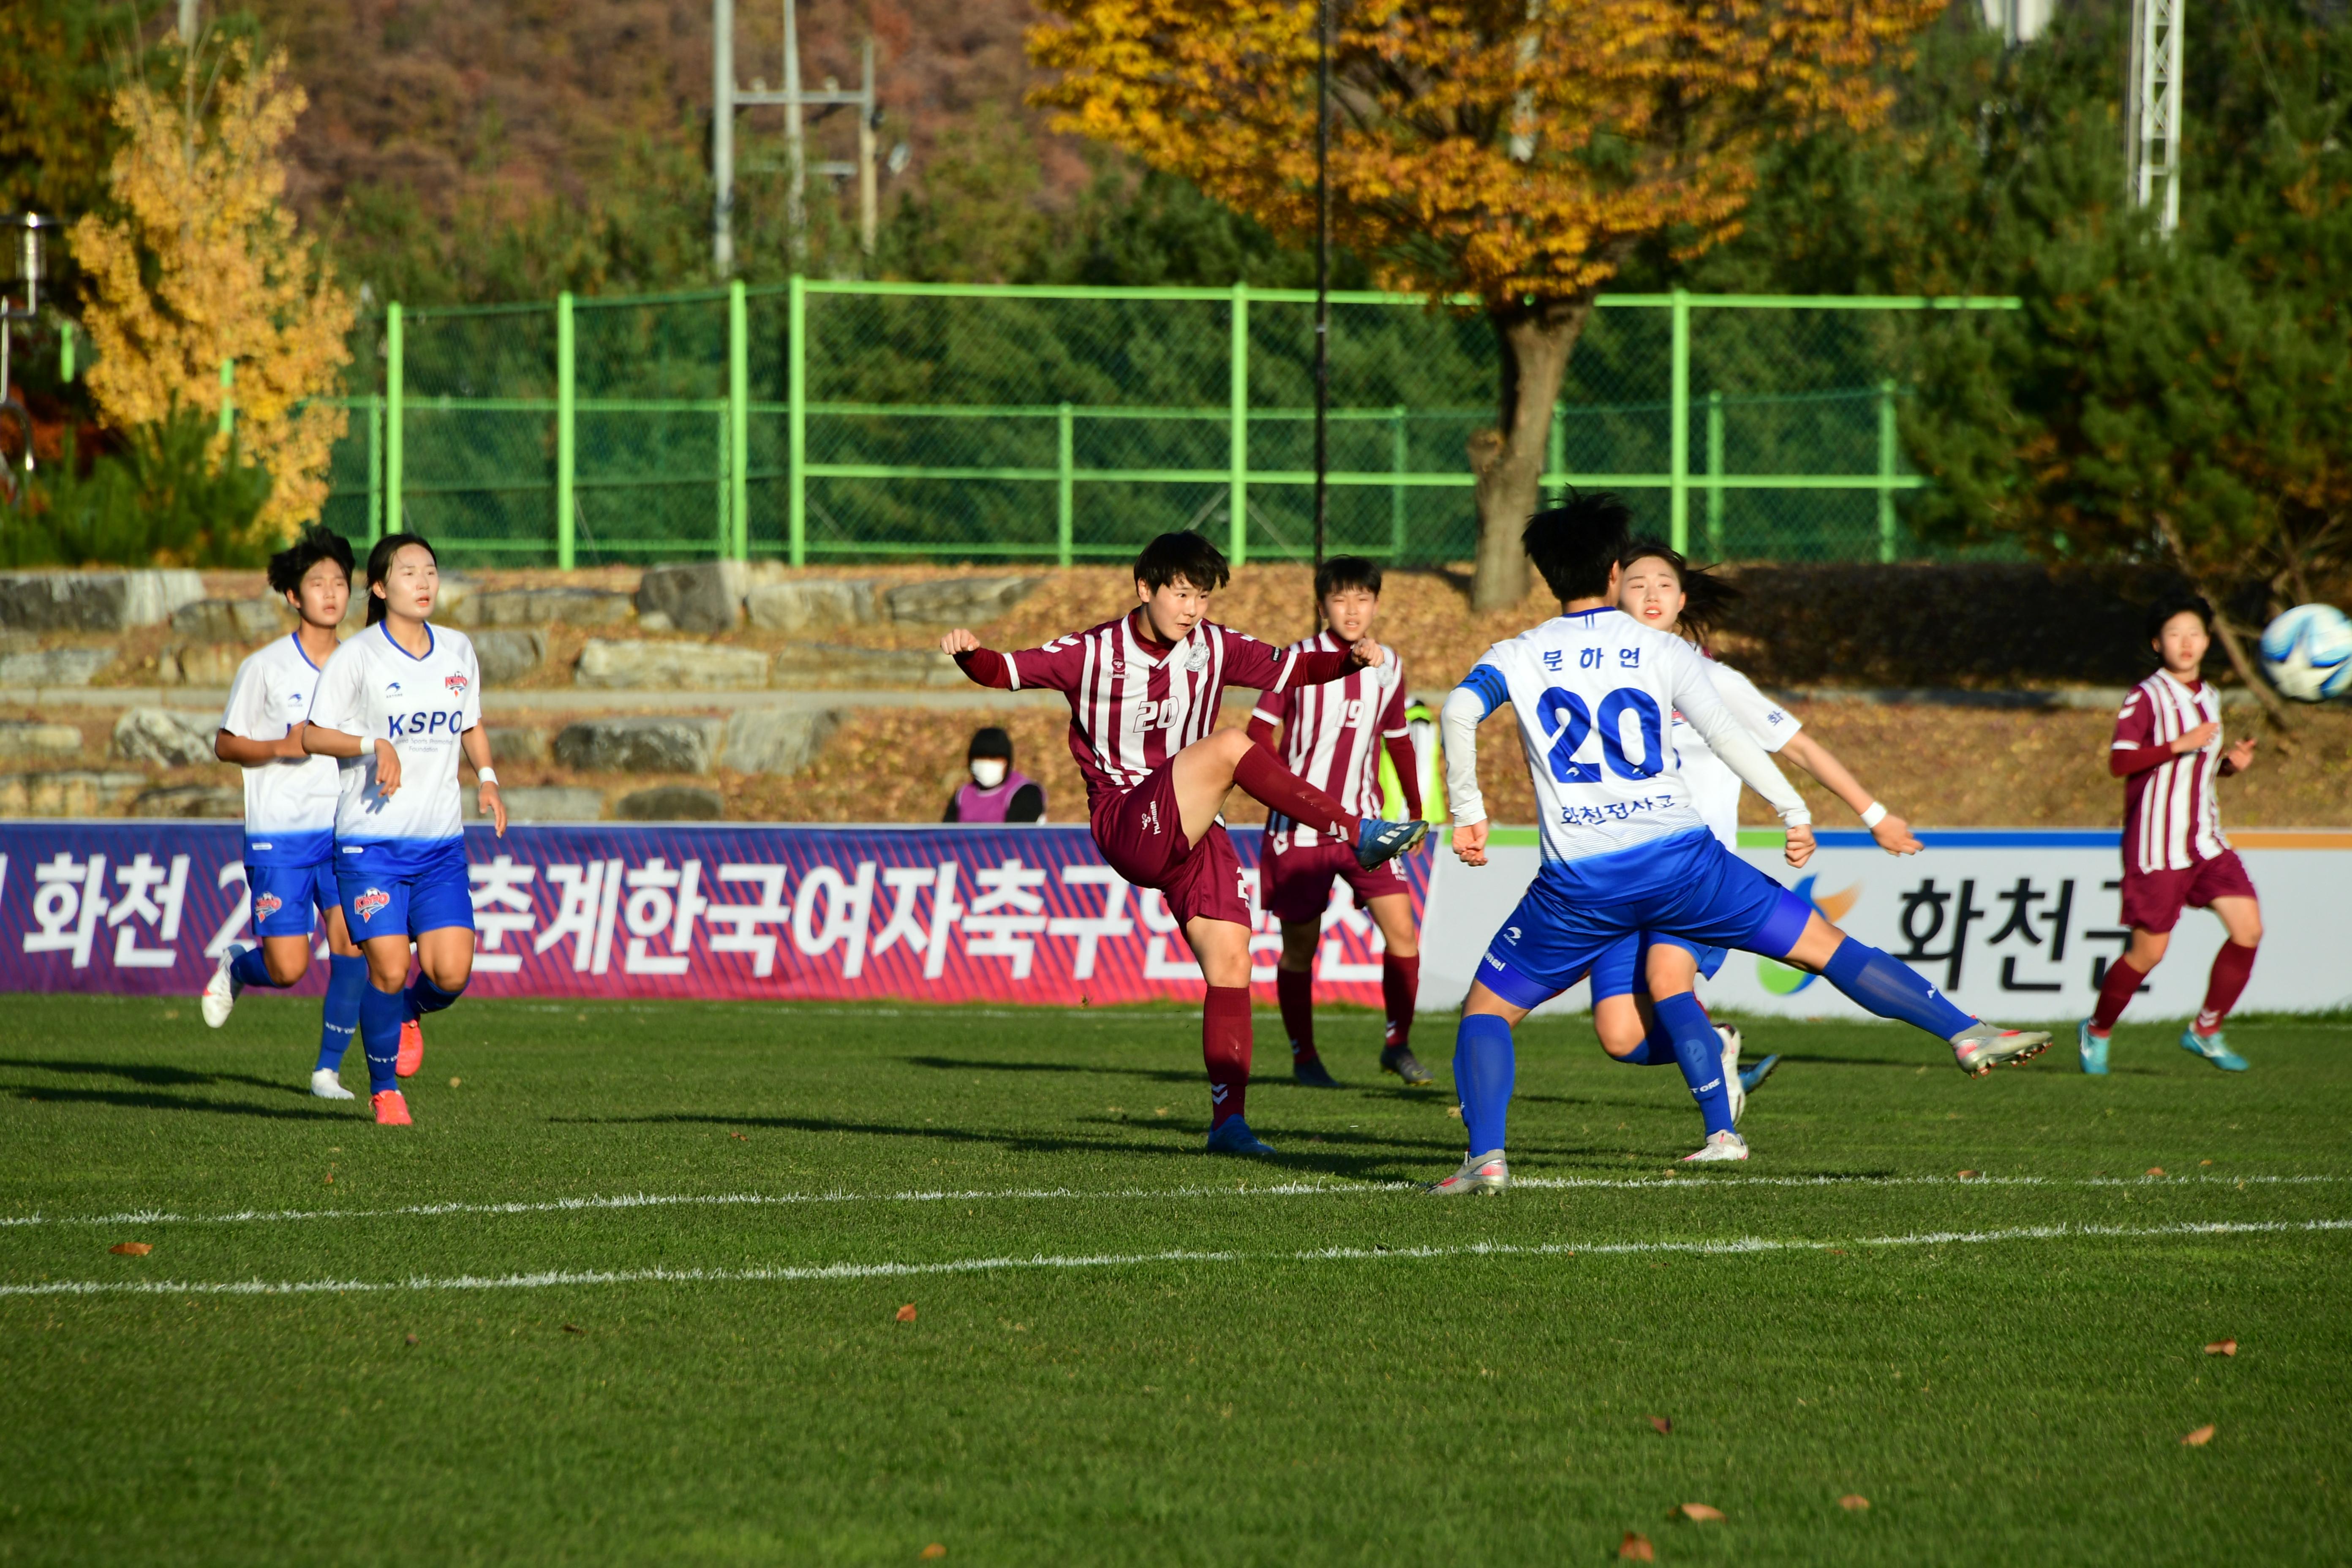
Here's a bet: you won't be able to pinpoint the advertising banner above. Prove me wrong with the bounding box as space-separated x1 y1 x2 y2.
1416 828 2352 1021
0 822 1424 1006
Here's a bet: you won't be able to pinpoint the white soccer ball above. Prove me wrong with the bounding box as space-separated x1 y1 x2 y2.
2259 602 2352 702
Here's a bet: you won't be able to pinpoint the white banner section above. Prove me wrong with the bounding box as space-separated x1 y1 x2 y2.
1418 828 2352 1022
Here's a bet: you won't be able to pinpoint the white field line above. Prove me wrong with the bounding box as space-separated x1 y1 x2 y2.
5 1217 2347 1301
3 1171 2346 1233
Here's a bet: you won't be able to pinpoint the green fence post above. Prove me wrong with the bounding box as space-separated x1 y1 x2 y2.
366 393 381 549
58 321 74 382
556 291 575 570
788 275 807 567
729 279 750 561
1705 389 1725 560
1228 280 1248 568
1056 402 1075 568
1877 377 1899 564
1390 406 1408 561
385 302 403 537
1669 288 1690 554
217 360 234 437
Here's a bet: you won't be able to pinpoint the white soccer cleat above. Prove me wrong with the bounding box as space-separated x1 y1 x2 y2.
1718 1025 1746 1127
200 945 246 1029
1426 1149 1510 1195
1949 1021 2052 1077
310 1068 355 1101
1682 1130 1750 1163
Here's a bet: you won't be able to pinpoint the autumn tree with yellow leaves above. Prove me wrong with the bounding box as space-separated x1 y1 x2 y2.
71 39 353 546
1032 0 1941 606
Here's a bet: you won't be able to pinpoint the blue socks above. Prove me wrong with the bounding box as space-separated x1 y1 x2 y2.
405 974 466 1021
230 945 283 991
1655 992 1735 1136
316 955 367 1072
359 983 406 1094
1452 1013 1517 1156
1821 937 1974 1040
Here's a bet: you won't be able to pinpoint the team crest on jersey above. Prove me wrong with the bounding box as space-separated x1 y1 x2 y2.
353 888 392 924
445 672 469 695
253 893 283 920
1184 641 1209 673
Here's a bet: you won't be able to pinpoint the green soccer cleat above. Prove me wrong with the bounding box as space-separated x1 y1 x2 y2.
2180 1027 2249 1072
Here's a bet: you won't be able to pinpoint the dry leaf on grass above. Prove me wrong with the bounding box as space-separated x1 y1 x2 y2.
561 1324 585 1336
2147 1166 2166 1177
2205 1339 2238 1356
405 1334 419 1345
1839 1494 1871 1511
920 1545 947 1560
1957 1170 1979 1180
1648 1416 1672 1435
896 1304 918 1323
109 1242 150 1256
1677 1503 1725 1522
1618 1533 1654 1562
2181 1424 2216 1446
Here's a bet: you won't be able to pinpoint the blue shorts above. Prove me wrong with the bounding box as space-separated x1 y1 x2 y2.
338 848 476 942
248 861 340 939
1586 932 1729 1002
1478 828 1811 1012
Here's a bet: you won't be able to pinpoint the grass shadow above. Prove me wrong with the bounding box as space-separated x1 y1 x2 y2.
0 1056 313 1097
6 1086 351 1122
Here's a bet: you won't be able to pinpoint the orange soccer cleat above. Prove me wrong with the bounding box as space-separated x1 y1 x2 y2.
373 1089 412 1126
395 1018 424 1078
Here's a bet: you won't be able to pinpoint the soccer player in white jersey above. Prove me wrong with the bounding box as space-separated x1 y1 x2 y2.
1582 541 1926 1114
2080 594 2262 1074
1247 556 1430 1088
302 534 506 1126
199 528 372 1100
1431 494 2051 1187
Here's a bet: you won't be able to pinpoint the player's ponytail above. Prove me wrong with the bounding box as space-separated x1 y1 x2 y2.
365 532 438 627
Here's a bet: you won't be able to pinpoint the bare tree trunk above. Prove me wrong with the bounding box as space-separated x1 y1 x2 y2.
2153 510 2296 734
1467 297 1591 611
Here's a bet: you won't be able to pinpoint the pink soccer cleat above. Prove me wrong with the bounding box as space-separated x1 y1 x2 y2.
373 1090 412 1126
395 1018 424 1078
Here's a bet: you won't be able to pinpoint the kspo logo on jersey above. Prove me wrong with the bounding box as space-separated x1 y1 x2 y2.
353 888 392 924
384 709 468 740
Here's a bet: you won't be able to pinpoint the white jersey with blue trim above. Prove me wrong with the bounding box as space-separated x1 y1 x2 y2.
308 621 482 873
1674 656 1800 850
1453 607 1803 866
218 633 343 866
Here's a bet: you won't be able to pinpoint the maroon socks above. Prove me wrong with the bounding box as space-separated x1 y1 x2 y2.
2089 955 2147 1034
1203 984 1253 1127
2196 942 2257 1034
1276 967 1316 1062
1233 742 1358 842
1382 953 1419 1047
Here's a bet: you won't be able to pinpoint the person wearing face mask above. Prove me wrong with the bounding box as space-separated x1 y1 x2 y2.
944 728 1045 824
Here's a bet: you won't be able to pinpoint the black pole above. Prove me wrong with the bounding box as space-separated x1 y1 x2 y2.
1312 0 1331 574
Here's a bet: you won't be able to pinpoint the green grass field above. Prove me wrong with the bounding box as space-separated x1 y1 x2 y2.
1 994 2346 1566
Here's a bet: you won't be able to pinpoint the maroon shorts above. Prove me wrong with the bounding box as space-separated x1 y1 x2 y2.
2120 849 2258 934
1090 765 1250 927
1262 828 1409 925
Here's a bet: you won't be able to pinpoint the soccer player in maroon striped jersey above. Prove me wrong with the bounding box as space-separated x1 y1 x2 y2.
2081 595 2263 1074
1245 556 1431 1090
941 531 1430 1156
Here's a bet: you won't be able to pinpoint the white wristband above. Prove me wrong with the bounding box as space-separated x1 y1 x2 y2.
476 766 499 787
1859 801 1888 829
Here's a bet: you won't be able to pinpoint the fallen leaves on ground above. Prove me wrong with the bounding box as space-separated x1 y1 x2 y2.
920 1545 947 1560
1957 1170 1979 1179
896 1304 918 1323
1648 1416 1672 1435
1840 1494 1871 1511
2205 1339 2237 1356
2181 1424 2216 1446
1676 1503 1725 1522
405 1334 419 1345
1618 1533 1654 1562
561 1324 585 1335
109 1242 150 1256
2148 1166 2166 1176
448 1076 462 1088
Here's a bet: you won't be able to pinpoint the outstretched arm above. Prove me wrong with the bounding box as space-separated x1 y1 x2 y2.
1778 731 1922 855
1441 669 1503 865
1671 658 1814 868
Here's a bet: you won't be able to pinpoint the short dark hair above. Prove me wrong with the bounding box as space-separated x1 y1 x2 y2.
967 726 1013 762
2145 593 2213 643
267 525 354 597
1621 536 1742 641
365 531 438 626
1524 491 1632 603
1314 555 1382 601
1133 531 1229 594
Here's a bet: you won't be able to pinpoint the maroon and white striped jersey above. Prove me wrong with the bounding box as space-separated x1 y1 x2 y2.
2113 670 2230 872
969 613 1348 814
1250 632 1409 846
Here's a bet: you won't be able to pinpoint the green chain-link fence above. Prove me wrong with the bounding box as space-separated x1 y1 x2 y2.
320 282 2017 569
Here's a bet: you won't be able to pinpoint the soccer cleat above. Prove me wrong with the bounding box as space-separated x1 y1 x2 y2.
200 944 248 1029
2078 1020 2110 1076
1682 1130 1750 1163
1354 817 1429 870
1380 1045 1434 1087
1426 1149 1509 1195
1740 1053 1782 1096
1205 1116 1276 1157
2180 1027 2249 1072
310 1068 355 1101
371 1089 412 1126
1949 1021 2051 1077
395 1018 424 1078
1293 1054 1343 1089
1718 1025 1746 1127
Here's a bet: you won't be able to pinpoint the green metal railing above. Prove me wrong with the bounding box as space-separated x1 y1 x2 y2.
323 281 2018 569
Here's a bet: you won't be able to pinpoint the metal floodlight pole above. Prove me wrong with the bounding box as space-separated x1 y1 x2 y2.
713 0 735 274
858 36 879 256
1312 0 1332 573
784 0 807 270
2126 0 2183 234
